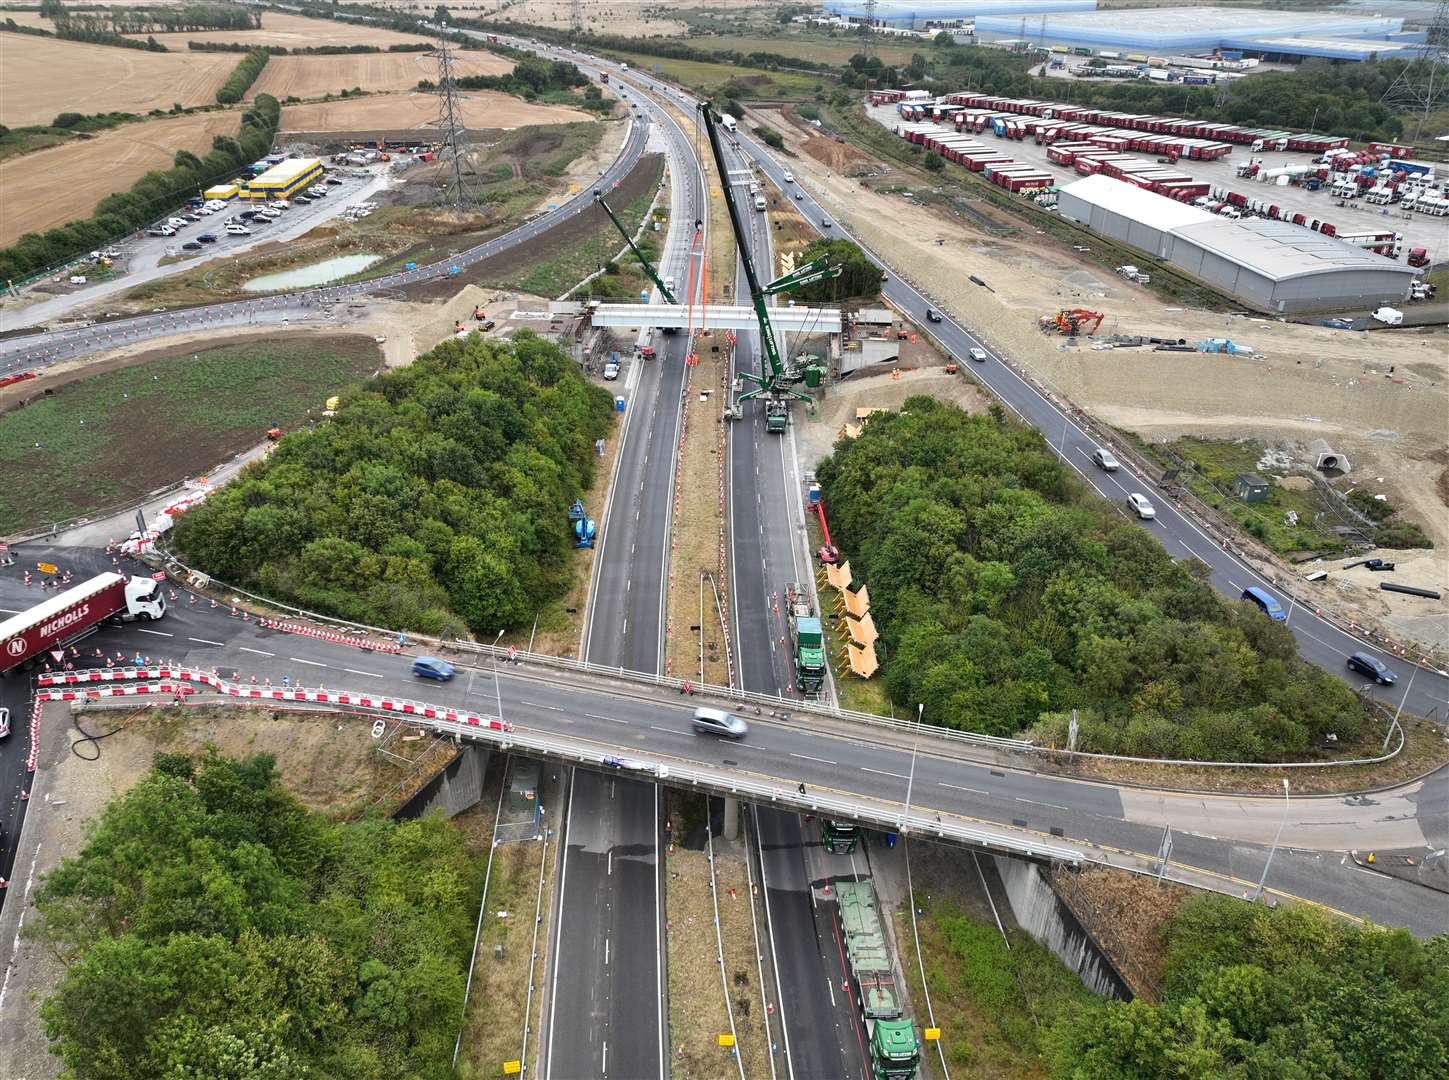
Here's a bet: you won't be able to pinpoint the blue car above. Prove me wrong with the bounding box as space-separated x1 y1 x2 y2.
411 656 455 681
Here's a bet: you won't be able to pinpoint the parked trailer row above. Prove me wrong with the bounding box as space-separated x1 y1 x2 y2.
893 123 1052 193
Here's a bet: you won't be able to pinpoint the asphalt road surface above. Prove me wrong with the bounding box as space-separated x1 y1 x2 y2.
0 549 1444 938
545 79 707 1080
726 136 868 1079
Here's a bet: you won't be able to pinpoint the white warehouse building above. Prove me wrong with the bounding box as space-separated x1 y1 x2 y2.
1057 175 1418 313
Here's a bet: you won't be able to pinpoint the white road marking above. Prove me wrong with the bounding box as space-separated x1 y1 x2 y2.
239 646 274 656
1228 580 1242 592
649 724 678 734
188 637 224 646
343 668 382 678
135 627 172 637
587 713 628 724
938 782 989 795
521 700 563 711
292 657 326 667
789 752 838 765
1016 797 1069 810
860 766 909 780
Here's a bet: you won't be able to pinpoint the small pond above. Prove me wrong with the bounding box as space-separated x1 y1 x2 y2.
242 253 381 292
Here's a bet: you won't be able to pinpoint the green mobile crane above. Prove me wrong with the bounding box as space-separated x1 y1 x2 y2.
593 188 676 304
697 100 842 433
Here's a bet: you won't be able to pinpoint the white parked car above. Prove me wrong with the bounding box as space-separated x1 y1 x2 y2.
1126 493 1156 520
272 200 290 210
603 361 620 380
225 223 251 235
166 217 189 228
258 208 281 219
196 206 216 215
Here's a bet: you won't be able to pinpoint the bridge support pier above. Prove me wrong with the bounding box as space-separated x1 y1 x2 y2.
723 796 740 841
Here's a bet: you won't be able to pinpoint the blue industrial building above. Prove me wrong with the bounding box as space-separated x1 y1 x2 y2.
823 0 1097 24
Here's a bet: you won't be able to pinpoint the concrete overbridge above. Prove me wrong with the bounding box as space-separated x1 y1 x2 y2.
586 302 842 333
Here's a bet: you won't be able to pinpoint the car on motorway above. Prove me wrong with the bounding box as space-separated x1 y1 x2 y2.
968 347 988 362
691 707 748 739
181 241 203 251
1126 493 1156 520
1347 652 1397 685
197 233 218 243
794 191 803 200
925 309 942 323
1091 447 1120 471
1241 586 1287 621
821 217 833 228
411 656 455 681
783 170 794 182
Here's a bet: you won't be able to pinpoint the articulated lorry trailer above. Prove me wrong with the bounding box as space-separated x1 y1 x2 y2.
837 879 922 1079
0 572 167 676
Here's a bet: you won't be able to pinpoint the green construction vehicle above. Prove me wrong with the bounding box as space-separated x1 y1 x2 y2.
837 879 922 1080
697 101 840 433
821 818 860 854
785 582 826 695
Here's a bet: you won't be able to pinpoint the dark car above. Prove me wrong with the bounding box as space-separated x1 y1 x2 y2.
197 233 218 243
181 241 203 250
925 309 942 323
238 210 257 220
411 656 455 681
1347 652 1397 685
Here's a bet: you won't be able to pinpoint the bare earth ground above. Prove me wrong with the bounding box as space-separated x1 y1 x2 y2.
279 88 588 134
764 109 1449 651
122 10 454 50
380 0 692 36
0 111 243 245
667 333 732 685
249 49 511 100
1053 865 1194 1001
0 34 239 126
0 701 464 1080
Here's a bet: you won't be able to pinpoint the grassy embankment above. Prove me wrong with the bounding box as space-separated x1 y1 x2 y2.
0 338 378 533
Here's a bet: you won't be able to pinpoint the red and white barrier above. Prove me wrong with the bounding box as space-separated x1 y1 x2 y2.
26 698 42 773
257 619 403 653
35 668 509 731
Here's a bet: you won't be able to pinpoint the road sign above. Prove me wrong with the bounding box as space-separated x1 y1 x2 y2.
151 572 166 581
502 1061 522 1075
924 1028 942 1041
37 562 57 574
717 1034 735 1048
51 650 65 663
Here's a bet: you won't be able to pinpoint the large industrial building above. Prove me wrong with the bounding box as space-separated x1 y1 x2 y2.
974 6 1426 62
825 0 1096 21
1058 175 1419 313
242 157 323 202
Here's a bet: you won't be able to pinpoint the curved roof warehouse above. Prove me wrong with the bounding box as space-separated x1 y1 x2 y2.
1057 174 1419 313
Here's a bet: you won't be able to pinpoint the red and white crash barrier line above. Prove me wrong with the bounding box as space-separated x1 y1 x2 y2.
35 669 510 731
27 698 43 773
256 618 403 653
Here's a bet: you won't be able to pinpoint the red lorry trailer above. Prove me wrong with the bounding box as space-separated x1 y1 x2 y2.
0 572 167 676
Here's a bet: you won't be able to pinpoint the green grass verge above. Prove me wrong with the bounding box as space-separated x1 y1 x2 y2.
601 50 832 101
480 158 662 298
0 340 378 533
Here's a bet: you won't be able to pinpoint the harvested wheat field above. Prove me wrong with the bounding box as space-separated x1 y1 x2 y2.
0 35 240 126
0 111 241 245
123 11 446 50
279 90 591 133
247 49 510 100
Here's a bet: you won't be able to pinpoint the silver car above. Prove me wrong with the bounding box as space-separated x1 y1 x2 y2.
1092 448 1121 471
1127 493 1156 520
691 707 748 739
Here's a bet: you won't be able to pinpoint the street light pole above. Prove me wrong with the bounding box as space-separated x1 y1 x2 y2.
1385 662 1418 753
493 629 505 724
902 703 923 828
1252 778 1290 902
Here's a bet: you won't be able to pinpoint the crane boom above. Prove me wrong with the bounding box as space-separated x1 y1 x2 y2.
594 189 675 304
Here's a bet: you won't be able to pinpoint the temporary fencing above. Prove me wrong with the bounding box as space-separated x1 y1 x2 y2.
256 618 403 653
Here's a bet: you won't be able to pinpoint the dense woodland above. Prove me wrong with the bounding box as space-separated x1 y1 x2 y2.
791 237 883 303
32 751 479 1080
1049 896 1449 1078
172 333 614 637
817 399 1367 761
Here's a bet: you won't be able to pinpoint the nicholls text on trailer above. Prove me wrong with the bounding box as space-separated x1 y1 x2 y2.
0 572 167 675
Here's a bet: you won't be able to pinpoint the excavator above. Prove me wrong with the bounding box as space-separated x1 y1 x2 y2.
697 100 842 433
1039 308 1105 336
594 188 676 304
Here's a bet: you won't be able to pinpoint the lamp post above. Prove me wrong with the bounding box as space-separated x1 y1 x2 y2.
1252 778 1290 902
493 629 505 723
1385 661 1418 753
902 703 923 828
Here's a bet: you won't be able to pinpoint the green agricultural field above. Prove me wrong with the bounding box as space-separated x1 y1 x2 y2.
603 50 832 100
0 337 380 534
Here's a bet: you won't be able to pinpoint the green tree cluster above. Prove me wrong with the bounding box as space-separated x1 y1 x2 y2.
791 237 882 302
1050 896 1449 1078
0 95 280 284
216 47 270 104
33 751 481 1080
171 332 613 636
816 398 1366 760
